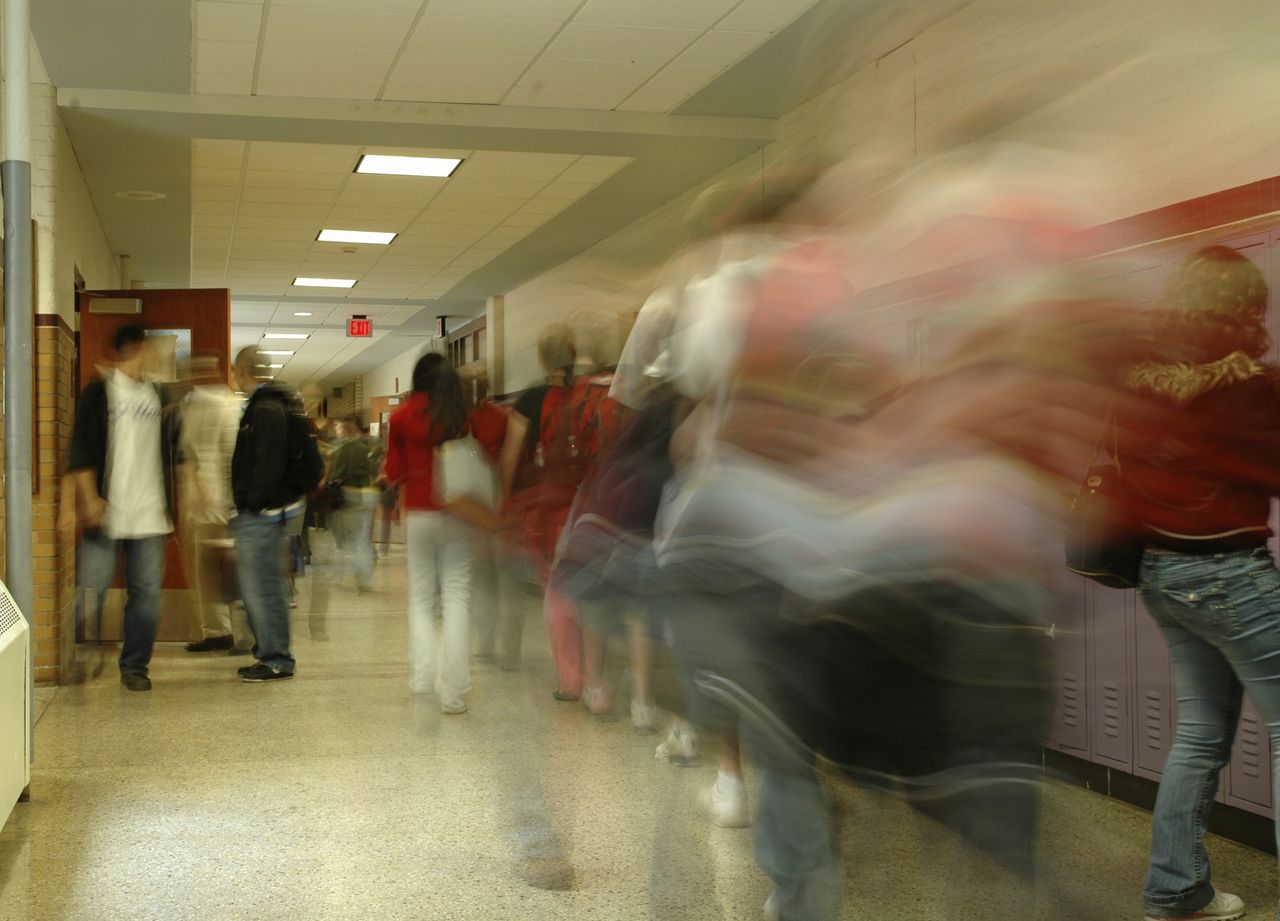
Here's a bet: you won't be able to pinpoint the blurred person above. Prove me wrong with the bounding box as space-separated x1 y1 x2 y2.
498 324 585 701
180 353 248 654
385 353 505 714
64 324 183 692
230 348 322 682
1119 246 1280 921
328 414 378 593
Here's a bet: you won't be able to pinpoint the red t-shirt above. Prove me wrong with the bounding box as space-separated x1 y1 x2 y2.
383 393 507 510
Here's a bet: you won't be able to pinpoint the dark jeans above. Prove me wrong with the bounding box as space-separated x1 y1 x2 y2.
232 510 295 671
78 531 167 676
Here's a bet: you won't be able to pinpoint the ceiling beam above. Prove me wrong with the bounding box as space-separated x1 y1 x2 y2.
56 88 777 154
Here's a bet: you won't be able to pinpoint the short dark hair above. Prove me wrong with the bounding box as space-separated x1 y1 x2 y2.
112 324 147 353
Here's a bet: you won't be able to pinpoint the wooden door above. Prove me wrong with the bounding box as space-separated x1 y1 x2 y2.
76 288 231 641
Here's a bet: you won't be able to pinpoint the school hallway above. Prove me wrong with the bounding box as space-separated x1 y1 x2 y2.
1 533 1276 921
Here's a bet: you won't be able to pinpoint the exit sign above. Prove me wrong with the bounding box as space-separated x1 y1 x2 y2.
347 317 373 338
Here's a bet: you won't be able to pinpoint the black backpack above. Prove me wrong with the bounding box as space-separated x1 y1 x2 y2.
282 394 325 496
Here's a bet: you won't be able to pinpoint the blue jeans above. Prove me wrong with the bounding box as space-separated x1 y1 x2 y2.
232 510 294 672
337 488 377 591
78 532 167 676
1140 546 1280 917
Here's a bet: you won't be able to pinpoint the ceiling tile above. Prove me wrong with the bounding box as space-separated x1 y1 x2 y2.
258 44 396 80
246 144 357 173
575 0 738 31
717 0 819 33
243 169 346 191
264 7 416 49
197 1 265 42
615 90 688 112
326 207 425 224
273 0 422 10
637 62 722 96
193 186 241 203
452 159 569 182
193 140 246 169
539 180 597 201
443 177 552 198
465 150 576 166
196 73 254 95
412 210 504 226
240 187 337 205
556 159 626 183
543 23 700 62
516 57 663 94
193 166 244 188
387 51 532 89
236 201 332 218
675 29 770 67
197 40 258 75
192 200 239 215
407 16 561 56
424 0 581 21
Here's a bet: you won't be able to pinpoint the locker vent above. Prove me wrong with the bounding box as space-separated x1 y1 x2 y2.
1062 672 1081 727
1144 691 1165 751
1103 681 1123 738
1239 713 1264 778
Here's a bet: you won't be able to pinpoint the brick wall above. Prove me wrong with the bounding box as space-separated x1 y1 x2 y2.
327 376 364 421
32 323 76 684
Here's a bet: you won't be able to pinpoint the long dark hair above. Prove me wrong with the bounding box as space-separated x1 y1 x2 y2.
412 353 468 440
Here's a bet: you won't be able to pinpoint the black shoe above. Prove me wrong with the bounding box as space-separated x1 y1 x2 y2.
551 689 579 702
240 662 294 682
228 646 253 657
237 661 258 676
121 672 151 692
185 635 233 652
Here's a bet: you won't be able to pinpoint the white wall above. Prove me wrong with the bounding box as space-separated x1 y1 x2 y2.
495 0 1280 384
28 44 121 319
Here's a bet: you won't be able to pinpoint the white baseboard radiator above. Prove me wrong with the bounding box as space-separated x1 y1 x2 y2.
0 581 30 827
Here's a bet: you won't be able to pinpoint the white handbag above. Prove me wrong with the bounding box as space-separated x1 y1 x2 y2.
434 435 497 509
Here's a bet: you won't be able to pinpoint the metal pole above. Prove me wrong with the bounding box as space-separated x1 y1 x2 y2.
4 0 35 769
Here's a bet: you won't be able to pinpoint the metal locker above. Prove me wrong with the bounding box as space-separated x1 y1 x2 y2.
1133 597 1174 780
1049 574 1089 755
1225 693 1274 816
1088 582 1133 770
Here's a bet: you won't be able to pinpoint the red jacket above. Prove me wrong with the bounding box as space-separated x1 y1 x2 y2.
384 393 507 511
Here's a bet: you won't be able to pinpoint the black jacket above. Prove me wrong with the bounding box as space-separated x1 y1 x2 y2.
67 374 183 519
232 383 297 512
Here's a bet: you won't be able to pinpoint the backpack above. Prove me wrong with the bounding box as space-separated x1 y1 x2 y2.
538 371 619 490
282 396 325 496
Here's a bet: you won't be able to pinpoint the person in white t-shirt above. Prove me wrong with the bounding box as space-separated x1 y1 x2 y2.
65 325 183 692
179 353 246 654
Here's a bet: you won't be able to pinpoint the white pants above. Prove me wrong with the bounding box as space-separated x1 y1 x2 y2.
406 510 475 707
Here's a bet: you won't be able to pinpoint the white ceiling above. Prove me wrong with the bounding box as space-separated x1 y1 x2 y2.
194 0 821 112
193 140 629 298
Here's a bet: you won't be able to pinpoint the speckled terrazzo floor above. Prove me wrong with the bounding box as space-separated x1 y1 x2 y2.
1 532 1276 921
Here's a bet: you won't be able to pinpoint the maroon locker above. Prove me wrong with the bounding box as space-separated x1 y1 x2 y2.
1088 583 1134 770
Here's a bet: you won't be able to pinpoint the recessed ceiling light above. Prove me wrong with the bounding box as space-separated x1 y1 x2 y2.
356 154 463 178
294 277 356 288
318 229 397 245
263 333 310 340
259 350 295 356
293 312 313 317
114 190 166 201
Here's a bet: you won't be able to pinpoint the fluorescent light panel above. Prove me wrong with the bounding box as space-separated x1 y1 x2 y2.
355 154 463 178
293 312 313 317
294 277 356 288
255 363 285 369
263 333 309 340
318 229 397 245
259 350 295 356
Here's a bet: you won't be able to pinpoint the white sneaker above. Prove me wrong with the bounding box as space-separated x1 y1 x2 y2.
631 698 658 733
440 700 467 715
654 725 698 765
1144 891 1245 921
699 775 749 828
763 892 779 921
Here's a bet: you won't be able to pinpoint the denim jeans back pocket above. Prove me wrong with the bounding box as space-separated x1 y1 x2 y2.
1154 578 1244 640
